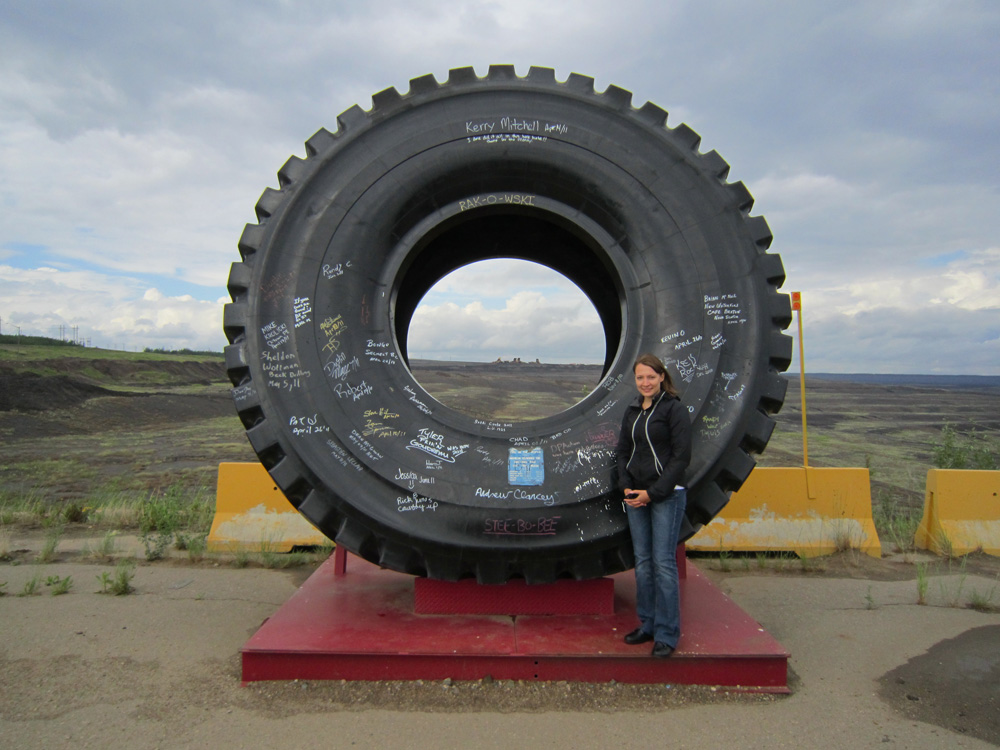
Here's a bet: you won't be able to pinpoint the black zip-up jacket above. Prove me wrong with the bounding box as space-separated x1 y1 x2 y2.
615 391 692 503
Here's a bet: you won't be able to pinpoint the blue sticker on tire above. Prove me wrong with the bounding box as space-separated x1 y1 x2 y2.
508 447 545 486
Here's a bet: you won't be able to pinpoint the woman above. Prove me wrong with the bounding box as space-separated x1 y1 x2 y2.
615 353 692 658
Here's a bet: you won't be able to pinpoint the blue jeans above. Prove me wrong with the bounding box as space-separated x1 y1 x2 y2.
625 488 686 647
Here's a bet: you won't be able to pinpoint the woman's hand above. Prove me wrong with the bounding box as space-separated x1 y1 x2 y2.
623 489 650 507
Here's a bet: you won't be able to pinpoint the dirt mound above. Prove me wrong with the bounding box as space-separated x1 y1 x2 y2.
1 357 225 385
0 372 115 412
0 357 228 414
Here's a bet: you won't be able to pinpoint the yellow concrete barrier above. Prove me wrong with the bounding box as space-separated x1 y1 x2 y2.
207 462 330 552
686 467 881 558
915 469 1000 556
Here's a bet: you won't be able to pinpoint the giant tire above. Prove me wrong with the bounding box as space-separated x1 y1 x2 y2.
223 65 792 583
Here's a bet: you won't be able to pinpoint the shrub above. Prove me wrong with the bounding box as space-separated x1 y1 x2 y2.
933 424 999 470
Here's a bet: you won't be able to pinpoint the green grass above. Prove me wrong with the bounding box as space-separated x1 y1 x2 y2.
967 585 998 613
111 561 136 595
0 491 47 526
46 575 73 595
872 492 922 554
97 560 136 595
1 481 215 536
916 562 929 605
1 405 245 523
37 526 63 562
184 533 208 563
138 483 213 534
0 337 222 364
18 571 43 597
411 365 601 421
82 531 119 561
0 527 11 560
231 548 252 568
4 458 101 490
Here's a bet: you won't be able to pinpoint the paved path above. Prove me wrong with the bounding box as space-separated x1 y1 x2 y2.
1 538 998 748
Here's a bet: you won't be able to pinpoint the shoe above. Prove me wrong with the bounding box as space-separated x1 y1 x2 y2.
624 628 654 645
652 642 674 658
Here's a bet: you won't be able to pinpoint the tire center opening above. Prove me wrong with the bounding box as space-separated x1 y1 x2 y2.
406 259 606 421
392 210 622 422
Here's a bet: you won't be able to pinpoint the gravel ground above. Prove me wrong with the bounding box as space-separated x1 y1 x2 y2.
2 533 998 749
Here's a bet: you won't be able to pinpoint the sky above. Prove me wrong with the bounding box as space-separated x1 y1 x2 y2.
1 1 997 374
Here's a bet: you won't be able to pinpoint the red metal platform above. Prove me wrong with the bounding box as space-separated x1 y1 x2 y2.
241 553 790 692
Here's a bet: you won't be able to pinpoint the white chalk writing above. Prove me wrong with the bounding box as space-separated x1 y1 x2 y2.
293 297 312 328
402 385 432 415
603 373 624 391
263 351 311 391
474 487 558 506
661 329 685 343
550 439 583 458
467 133 548 145
704 293 746 325
474 418 514 433
459 193 536 211
576 446 615 467
288 413 330 437
394 468 436 490
348 430 383 462
333 380 373 401
321 261 351 280
465 117 567 136
231 384 255 403
475 445 506 468
324 352 361 380
550 455 583 475
466 120 496 134
365 339 398 365
672 354 713 383
672 334 703 351
500 117 540 132
406 428 468 463
597 399 618 417
397 492 438 513
261 321 290 350
326 438 364 472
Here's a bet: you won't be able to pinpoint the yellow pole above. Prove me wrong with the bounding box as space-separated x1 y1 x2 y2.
792 292 808 467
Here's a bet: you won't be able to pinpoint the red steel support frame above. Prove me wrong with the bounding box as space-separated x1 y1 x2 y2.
242 546 789 691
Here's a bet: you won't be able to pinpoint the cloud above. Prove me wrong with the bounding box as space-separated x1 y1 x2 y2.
0 265 225 351
0 1 998 374
408 261 605 362
787 247 1000 373
803 304 999 375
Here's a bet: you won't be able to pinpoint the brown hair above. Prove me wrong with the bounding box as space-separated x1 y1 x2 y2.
633 353 678 397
